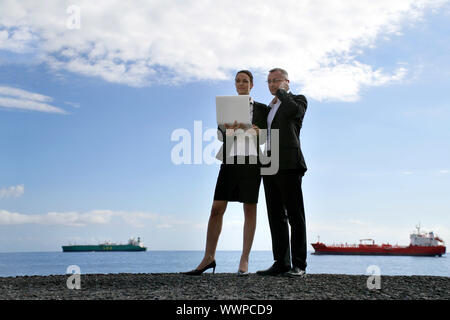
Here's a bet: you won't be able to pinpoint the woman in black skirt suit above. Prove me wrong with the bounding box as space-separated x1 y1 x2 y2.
183 70 269 276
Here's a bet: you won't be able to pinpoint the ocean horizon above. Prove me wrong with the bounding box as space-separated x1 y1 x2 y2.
0 250 448 278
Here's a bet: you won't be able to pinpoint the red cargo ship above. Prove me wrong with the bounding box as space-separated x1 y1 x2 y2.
311 226 446 256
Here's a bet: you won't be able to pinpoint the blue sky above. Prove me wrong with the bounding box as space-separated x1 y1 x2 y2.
0 1 449 252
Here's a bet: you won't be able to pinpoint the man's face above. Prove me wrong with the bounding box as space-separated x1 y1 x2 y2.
267 71 288 95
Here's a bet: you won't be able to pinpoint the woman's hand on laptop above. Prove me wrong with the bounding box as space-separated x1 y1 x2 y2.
224 121 238 135
249 125 260 136
225 120 246 129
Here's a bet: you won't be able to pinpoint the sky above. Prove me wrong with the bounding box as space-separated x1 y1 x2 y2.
0 0 449 252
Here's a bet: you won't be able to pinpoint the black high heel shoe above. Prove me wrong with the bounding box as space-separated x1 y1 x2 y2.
182 260 216 275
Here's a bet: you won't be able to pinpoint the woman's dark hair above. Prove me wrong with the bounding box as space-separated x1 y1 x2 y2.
235 70 253 84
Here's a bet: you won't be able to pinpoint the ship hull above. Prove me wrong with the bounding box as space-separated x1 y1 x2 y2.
311 244 445 257
62 244 146 252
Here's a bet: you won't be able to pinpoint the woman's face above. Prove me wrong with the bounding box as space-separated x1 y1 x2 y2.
235 72 253 95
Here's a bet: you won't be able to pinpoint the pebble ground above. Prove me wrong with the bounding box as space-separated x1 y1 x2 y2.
1 273 448 300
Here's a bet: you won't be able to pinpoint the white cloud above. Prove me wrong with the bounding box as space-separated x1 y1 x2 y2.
0 209 189 228
302 63 407 102
63 101 80 108
0 86 51 102
0 85 67 113
0 25 36 53
0 0 447 101
0 184 24 199
0 209 113 226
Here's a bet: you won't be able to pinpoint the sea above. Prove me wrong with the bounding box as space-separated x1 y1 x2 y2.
0 251 448 278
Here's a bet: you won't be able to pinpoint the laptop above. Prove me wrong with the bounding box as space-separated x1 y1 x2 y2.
216 95 252 128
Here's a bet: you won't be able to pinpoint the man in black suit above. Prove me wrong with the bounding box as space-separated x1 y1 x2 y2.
257 68 308 277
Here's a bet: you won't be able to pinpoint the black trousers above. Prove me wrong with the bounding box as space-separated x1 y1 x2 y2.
263 169 307 270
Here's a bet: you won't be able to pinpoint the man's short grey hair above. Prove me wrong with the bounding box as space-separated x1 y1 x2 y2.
269 68 289 80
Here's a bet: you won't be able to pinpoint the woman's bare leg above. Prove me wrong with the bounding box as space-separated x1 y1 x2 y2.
239 203 257 272
196 200 228 269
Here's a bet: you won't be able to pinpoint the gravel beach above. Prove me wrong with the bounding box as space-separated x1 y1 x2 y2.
1 273 449 300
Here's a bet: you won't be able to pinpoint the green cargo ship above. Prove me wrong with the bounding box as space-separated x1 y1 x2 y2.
62 237 147 252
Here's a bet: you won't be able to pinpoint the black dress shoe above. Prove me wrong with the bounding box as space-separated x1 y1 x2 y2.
283 267 306 278
181 260 216 275
256 263 290 276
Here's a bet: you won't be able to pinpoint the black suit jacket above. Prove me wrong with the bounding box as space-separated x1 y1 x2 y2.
216 101 269 163
269 89 307 172
251 101 270 132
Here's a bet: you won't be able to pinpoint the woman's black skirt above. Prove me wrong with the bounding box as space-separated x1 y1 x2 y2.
213 156 262 204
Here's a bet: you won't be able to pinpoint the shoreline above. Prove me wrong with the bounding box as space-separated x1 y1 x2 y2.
1 273 449 300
